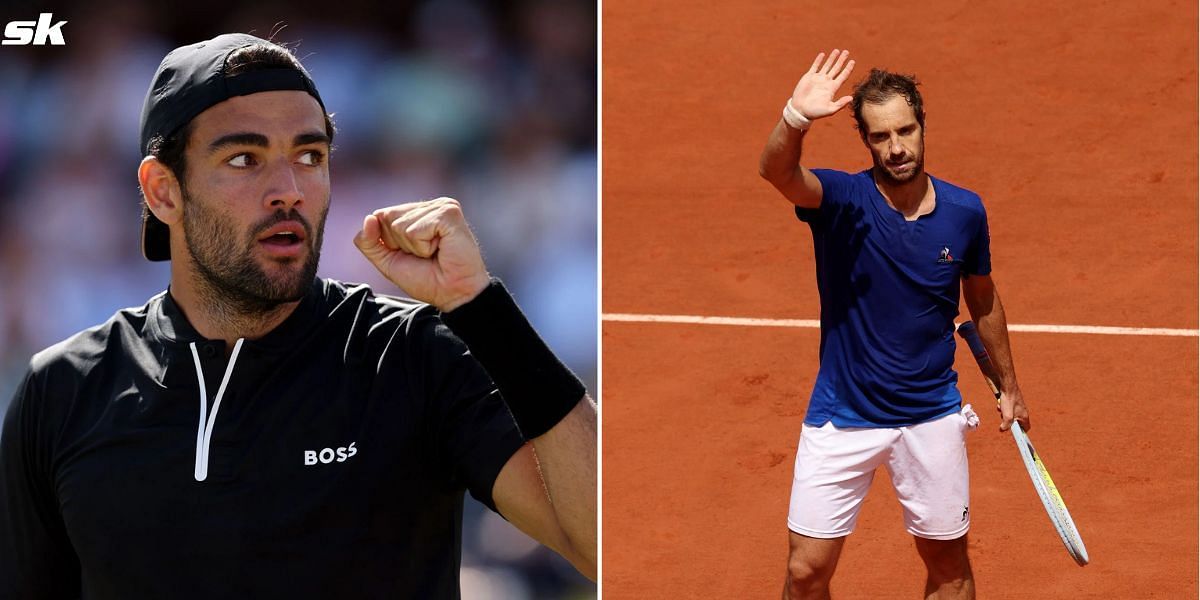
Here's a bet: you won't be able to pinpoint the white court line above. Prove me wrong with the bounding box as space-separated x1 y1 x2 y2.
601 313 1200 337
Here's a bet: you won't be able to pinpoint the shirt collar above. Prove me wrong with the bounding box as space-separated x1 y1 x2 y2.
147 277 328 353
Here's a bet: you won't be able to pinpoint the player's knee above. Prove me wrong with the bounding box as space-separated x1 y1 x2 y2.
786 555 835 593
918 537 972 582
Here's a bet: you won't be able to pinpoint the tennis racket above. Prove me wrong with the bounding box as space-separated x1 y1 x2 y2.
956 320 1089 566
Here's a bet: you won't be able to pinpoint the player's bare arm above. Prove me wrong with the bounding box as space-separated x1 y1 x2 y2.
354 198 598 578
758 49 856 208
493 399 598 579
962 273 1030 432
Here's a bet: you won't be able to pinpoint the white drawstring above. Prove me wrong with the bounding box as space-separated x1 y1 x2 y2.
189 338 245 482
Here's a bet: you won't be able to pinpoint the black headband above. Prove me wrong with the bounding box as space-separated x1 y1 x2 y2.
138 33 324 155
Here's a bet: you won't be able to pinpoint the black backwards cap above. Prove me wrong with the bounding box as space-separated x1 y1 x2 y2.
138 33 326 261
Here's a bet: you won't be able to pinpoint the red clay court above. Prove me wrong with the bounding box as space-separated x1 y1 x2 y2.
601 1 1198 597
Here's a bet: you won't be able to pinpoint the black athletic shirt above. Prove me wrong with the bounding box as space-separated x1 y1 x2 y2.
0 278 526 599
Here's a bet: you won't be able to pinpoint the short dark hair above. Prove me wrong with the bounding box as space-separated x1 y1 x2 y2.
851 68 924 138
146 41 337 184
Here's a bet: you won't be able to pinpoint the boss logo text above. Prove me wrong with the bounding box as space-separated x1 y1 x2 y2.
304 442 358 465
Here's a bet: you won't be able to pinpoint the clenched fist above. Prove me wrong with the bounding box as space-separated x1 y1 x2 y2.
353 197 490 312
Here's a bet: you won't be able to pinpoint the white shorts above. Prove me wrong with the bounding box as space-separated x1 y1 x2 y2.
787 405 979 540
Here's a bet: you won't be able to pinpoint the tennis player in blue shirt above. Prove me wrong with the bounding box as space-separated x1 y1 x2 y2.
759 49 1031 600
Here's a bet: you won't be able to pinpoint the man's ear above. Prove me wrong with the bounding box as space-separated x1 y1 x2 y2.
138 157 183 225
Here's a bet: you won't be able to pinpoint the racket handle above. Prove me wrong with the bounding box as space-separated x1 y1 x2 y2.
957 321 1002 399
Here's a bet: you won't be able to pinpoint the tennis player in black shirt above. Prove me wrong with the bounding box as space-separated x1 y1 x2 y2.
0 33 596 599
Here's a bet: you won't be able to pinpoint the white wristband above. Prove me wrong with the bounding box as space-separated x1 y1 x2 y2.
782 101 812 131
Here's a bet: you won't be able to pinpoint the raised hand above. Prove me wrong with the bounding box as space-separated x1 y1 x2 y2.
353 197 491 312
789 49 856 121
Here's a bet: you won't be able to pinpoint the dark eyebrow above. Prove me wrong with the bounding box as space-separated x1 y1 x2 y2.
294 131 331 147
206 131 330 155
207 132 269 154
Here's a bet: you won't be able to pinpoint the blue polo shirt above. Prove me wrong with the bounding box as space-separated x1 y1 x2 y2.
796 168 991 428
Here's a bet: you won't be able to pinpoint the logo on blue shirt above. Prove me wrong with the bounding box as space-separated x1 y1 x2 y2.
937 246 954 264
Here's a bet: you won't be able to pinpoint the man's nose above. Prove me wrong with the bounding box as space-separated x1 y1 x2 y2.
265 160 303 210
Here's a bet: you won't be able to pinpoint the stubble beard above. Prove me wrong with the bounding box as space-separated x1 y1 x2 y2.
181 185 327 321
874 145 925 187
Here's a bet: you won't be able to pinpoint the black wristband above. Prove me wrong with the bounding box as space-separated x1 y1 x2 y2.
440 279 586 439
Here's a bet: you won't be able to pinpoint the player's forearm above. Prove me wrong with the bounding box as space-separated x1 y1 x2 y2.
758 118 808 189
440 283 596 575
967 285 1021 393
529 397 598 577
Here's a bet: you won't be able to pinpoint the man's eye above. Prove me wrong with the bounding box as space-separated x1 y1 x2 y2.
298 150 325 166
227 153 255 167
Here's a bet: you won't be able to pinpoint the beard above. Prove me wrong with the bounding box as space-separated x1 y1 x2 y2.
873 147 925 186
181 184 327 316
